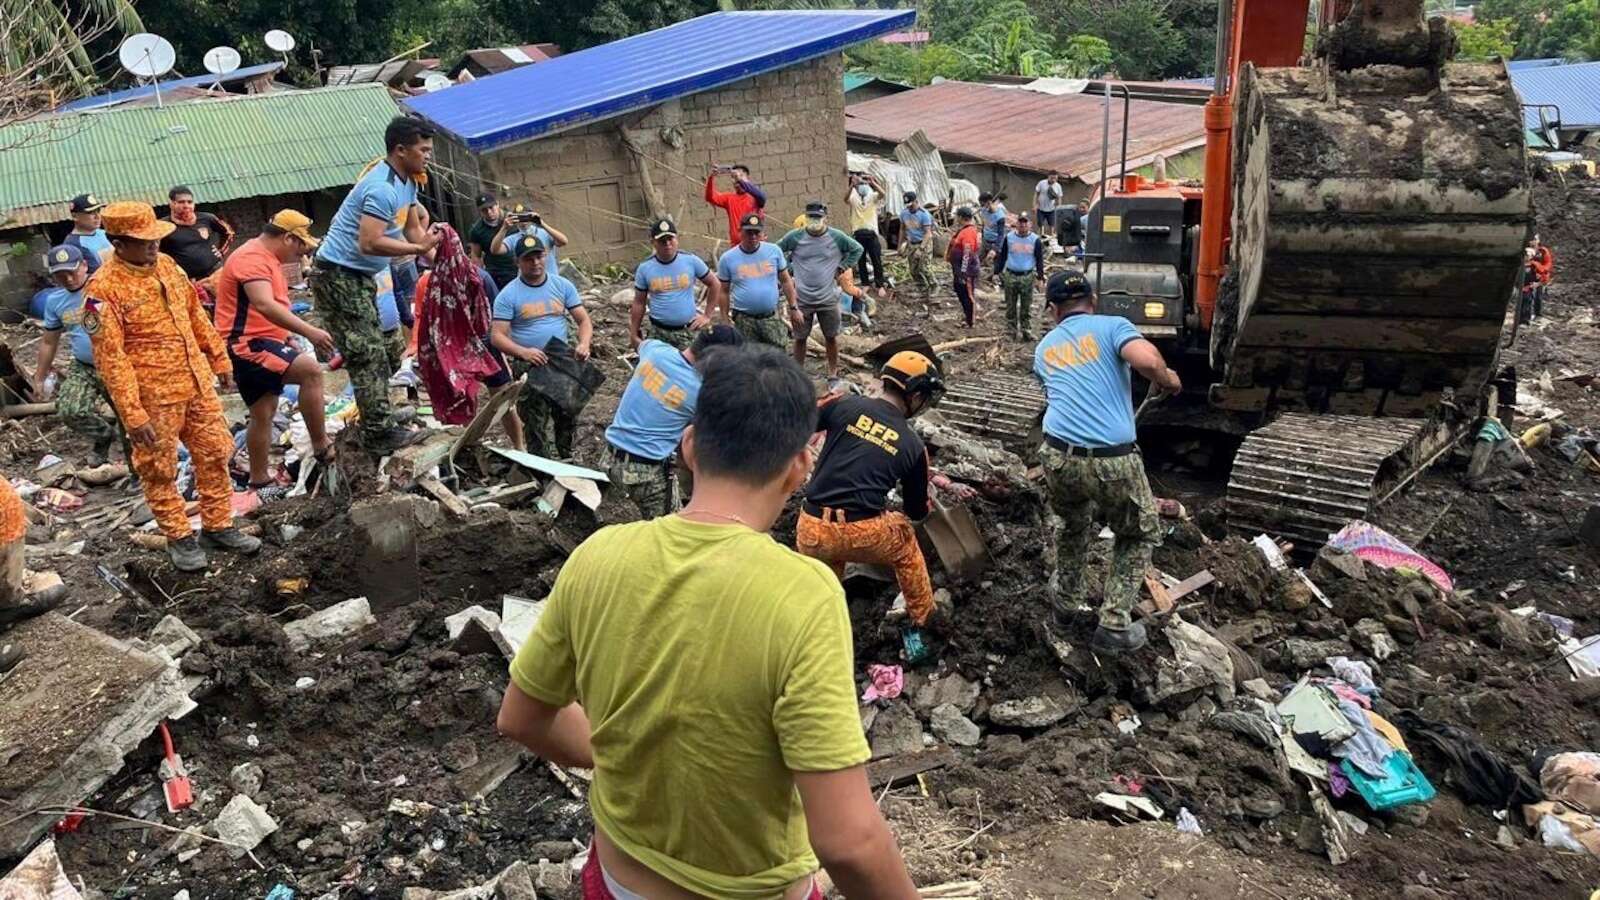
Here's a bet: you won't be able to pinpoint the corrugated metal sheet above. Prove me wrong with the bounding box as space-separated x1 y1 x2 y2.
1511 60 1600 130
55 62 284 113
845 80 1206 181
404 9 915 154
1 84 399 228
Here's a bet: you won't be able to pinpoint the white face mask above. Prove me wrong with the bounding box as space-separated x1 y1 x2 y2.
856 184 870 198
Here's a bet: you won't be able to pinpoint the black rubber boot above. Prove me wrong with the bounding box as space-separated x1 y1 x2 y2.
1091 621 1148 654
168 535 207 572
363 426 429 454
200 527 262 555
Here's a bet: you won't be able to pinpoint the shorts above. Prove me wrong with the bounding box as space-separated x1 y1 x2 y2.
230 337 299 406
1036 209 1056 228
794 304 840 342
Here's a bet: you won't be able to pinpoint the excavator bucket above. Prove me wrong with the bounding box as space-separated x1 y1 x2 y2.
1211 0 1532 419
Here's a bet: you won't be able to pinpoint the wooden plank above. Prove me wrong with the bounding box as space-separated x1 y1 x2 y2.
450 377 524 464
1167 569 1215 602
416 475 470 519
866 747 958 788
0 403 55 418
1143 572 1174 615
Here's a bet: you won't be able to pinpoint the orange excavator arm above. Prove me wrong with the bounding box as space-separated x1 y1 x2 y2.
1194 0 1312 331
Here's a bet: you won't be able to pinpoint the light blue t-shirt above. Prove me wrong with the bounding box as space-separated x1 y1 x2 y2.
983 204 1008 243
505 227 560 270
42 286 94 365
605 339 700 461
493 274 582 350
1034 313 1143 448
716 242 787 316
316 162 419 275
64 230 112 273
1003 231 1041 273
899 208 933 243
374 268 399 332
634 252 709 327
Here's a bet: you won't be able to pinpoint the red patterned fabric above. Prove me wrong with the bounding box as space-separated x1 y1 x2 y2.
417 225 503 424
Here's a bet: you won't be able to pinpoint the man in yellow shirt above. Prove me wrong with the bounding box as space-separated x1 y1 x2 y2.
846 173 887 294
498 347 918 900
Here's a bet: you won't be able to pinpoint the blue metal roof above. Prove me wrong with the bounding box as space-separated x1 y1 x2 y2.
1510 60 1600 131
1507 58 1565 71
404 10 915 153
57 62 286 113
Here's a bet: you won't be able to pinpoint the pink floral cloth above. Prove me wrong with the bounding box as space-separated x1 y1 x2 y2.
417 225 503 424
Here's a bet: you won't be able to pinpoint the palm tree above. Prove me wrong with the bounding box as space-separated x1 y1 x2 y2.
0 0 143 96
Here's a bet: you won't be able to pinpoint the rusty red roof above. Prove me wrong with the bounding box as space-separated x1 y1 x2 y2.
844 80 1206 180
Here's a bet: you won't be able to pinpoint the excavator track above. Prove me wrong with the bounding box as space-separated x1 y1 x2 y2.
939 372 1046 450
1225 412 1457 549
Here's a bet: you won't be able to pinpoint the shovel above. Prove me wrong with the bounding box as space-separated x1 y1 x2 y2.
157 722 193 813
920 496 989 583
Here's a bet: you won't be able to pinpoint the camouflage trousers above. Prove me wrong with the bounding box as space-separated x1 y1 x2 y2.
312 264 400 440
57 359 129 459
1040 443 1160 631
511 359 578 459
647 321 696 351
902 241 934 298
1002 270 1036 336
733 311 789 349
605 447 677 519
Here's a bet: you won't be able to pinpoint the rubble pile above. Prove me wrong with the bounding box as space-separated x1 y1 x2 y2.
4 175 1600 895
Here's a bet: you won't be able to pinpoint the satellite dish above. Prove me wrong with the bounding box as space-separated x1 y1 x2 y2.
422 72 452 92
203 46 241 76
264 29 296 53
119 33 176 79
1539 107 1563 150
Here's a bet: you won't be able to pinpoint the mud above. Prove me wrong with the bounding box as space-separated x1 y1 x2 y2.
3 180 1599 897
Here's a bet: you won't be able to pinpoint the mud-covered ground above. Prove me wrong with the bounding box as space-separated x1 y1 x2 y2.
3 167 1599 898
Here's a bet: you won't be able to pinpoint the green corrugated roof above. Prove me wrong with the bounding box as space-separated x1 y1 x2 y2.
0 84 400 228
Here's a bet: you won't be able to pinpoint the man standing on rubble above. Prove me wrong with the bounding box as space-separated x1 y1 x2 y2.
630 217 722 351
603 325 744 518
34 244 129 466
991 213 1046 341
490 235 593 458
86 201 261 572
979 193 1008 278
847 173 888 294
312 115 441 453
704 163 768 246
897 192 936 301
716 213 798 350
1035 173 1063 237
777 201 864 386
797 352 967 652
63 193 113 272
214 210 337 502
499 346 920 900
1522 233 1554 323
1035 271 1180 653
161 185 235 284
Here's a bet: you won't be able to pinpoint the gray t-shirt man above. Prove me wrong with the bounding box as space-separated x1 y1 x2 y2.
776 226 864 309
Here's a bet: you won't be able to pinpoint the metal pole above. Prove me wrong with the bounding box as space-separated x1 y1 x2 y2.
1096 82 1112 296
1114 84 1131 189
1213 0 1234 98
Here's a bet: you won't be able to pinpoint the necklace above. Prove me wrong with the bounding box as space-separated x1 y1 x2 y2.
678 508 751 528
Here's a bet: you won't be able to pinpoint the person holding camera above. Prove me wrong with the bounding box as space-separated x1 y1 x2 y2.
491 204 570 272
705 163 768 246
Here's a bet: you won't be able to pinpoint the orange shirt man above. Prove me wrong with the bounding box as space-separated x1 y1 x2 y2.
86 201 261 572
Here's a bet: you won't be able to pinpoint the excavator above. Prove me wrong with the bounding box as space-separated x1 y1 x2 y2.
1087 0 1533 548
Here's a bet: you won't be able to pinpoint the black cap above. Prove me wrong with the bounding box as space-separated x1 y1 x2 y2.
514 234 547 257
903 191 917 203
1046 270 1094 305
804 200 827 218
739 212 764 232
955 206 974 220
650 217 678 240
70 193 104 214
476 193 496 208
691 323 745 355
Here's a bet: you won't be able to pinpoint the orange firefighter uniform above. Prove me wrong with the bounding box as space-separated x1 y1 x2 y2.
1 478 24 607
86 204 237 541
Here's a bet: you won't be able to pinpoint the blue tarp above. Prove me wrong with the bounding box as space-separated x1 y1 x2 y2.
404 10 914 154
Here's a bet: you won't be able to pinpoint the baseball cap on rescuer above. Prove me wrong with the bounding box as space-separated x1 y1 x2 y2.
1046 270 1094 305
46 244 85 273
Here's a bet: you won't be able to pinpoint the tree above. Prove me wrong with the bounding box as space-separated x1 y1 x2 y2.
923 0 990 46
1 0 140 94
1453 18 1516 60
1060 34 1114 77
1040 0 1187 80
909 44 980 84
1475 0 1600 60
959 1 1058 76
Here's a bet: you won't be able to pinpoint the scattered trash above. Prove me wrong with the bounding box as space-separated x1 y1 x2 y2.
0 839 83 899
862 664 904 702
211 794 279 859
157 722 193 812
1340 752 1434 810
293 677 316 690
1251 534 1288 570
1539 752 1600 814
1175 807 1202 834
1095 792 1164 820
1326 521 1452 592
1559 634 1600 679
282 597 376 652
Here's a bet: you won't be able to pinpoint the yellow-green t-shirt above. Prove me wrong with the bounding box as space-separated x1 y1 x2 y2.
509 516 870 899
